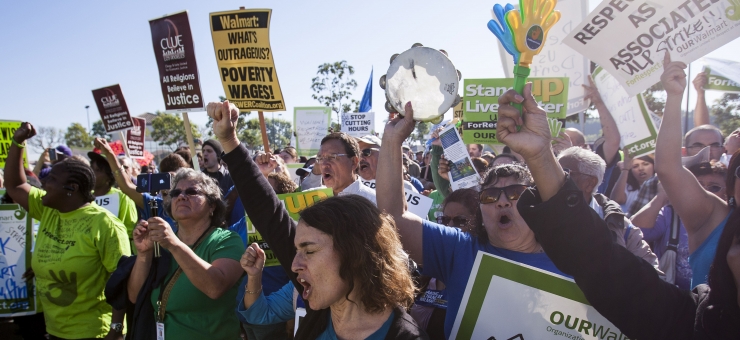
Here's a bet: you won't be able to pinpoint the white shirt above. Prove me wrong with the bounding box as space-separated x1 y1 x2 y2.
337 178 377 205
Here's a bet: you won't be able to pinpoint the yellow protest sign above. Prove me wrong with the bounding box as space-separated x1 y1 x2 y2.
0 121 29 170
210 9 285 112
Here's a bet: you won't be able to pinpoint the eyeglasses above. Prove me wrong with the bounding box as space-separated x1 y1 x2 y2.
704 185 724 193
687 143 723 151
436 215 470 228
316 153 348 163
361 148 380 157
479 185 528 204
168 187 202 198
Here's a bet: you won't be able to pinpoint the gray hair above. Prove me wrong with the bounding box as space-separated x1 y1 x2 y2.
558 146 606 195
164 168 226 227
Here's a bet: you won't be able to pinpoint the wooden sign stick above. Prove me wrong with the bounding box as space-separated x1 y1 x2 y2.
258 111 271 153
182 112 200 171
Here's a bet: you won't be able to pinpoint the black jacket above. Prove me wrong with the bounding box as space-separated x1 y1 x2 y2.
518 177 740 339
223 144 427 340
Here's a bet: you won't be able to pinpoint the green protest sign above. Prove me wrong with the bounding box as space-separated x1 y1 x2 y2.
462 78 568 144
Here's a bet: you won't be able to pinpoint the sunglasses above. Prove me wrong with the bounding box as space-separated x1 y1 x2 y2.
168 187 202 198
361 148 380 157
479 185 528 204
436 215 470 227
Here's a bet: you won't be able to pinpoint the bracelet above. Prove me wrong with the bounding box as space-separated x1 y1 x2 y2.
11 139 25 148
245 286 262 295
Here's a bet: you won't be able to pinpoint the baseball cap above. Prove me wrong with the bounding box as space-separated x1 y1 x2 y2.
355 135 382 147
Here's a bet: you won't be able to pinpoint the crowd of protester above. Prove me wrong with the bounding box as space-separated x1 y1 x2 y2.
1 53 739 339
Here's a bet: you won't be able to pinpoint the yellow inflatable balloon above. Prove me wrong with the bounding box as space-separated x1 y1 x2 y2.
506 0 561 67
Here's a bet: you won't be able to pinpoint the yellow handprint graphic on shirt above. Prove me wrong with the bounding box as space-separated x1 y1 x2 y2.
45 270 78 306
506 0 561 67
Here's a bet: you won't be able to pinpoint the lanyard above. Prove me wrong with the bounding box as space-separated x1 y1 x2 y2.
156 226 214 323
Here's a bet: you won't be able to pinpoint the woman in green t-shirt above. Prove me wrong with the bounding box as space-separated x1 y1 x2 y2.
127 168 244 339
5 122 131 340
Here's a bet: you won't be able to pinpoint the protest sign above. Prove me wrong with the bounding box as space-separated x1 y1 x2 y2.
500 0 590 115
440 124 481 191
246 189 333 267
593 66 658 157
0 121 29 170
564 0 740 96
462 78 568 144
703 57 740 92
210 8 285 112
360 179 433 218
126 117 146 159
149 11 204 112
341 112 375 137
286 163 304 185
91 84 133 133
94 193 121 218
450 251 623 339
0 204 36 317
294 107 331 156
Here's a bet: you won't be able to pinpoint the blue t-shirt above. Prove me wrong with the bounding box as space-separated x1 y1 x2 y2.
421 219 567 339
318 310 394 340
689 211 730 288
640 205 692 290
226 186 246 226
140 193 177 232
237 281 297 325
409 177 424 192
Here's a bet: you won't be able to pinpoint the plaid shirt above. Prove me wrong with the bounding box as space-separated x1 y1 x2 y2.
627 175 659 217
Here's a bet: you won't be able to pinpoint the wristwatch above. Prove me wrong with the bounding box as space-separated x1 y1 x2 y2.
111 323 123 333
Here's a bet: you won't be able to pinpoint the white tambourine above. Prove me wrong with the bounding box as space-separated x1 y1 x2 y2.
381 44 461 123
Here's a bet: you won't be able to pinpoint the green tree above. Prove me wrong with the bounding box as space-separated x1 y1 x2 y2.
310 61 359 130
239 118 293 151
26 126 65 153
91 120 111 140
64 123 93 148
150 111 201 151
641 82 666 116
410 121 431 144
711 93 740 136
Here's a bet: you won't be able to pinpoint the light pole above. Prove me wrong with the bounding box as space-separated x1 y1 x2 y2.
85 105 91 132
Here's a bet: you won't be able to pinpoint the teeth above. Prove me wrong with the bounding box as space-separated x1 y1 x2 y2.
300 279 306 282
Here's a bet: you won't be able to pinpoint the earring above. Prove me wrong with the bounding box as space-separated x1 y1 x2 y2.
730 196 736 208
67 192 72 197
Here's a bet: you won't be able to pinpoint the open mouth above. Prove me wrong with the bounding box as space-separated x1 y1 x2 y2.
499 214 512 227
323 173 333 182
359 163 369 171
299 278 312 300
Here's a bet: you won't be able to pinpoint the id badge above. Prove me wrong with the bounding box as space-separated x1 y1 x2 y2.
156 322 165 340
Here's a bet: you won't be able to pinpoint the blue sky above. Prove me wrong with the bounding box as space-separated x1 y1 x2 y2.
1 0 739 144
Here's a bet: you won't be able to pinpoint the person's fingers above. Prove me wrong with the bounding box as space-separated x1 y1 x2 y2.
663 51 671 69
498 90 525 128
521 83 541 116
404 102 415 121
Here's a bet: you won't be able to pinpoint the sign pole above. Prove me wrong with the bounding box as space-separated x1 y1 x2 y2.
118 131 131 157
258 111 271 153
182 112 200 171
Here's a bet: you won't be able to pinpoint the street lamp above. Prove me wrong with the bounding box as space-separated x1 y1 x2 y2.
85 105 91 132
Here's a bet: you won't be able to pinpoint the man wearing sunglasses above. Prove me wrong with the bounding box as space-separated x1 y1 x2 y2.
355 134 420 193
317 132 376 204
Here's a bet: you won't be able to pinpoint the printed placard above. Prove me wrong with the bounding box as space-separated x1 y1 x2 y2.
450 252 623 339
149 11 205 112
462 78 568 144
91 84 133 133
592 67 657 157
341 112 375 137
0 121 29 170
360 179 433 218
294 107 331 156
703 57 740 93
500 0 590 115
210 8 285 112
564 0 740 96
0 204 36 317
246 189 333 267
126 117 146 159
94 193 121 218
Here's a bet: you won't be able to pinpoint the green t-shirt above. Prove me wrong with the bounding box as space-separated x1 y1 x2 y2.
427 190 445 221
151 228 244 340
28 187 131 339
94 187 138 252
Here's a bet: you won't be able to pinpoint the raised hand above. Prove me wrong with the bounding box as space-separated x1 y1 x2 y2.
661 52 687 97
206 100 240 147
488 3 519 63
240 243 266 277
13 122 36 143
496 83 552 159
582 76 603 107
256 152 280 177
94 137 115 157
692 71 708 92
552 131 573 155
146 217 179 251
430 127 443 146
132 219 154 255
383 102 417 146
506 0 561 66
45 270 78 306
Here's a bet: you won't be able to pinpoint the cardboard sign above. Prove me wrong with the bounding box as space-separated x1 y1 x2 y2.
94 193 121 218
592 66 657 157
341 112 375 137
500 0 591 115
210 8 286 112
294 107 331 156
360 179 433 218
0 204 36 317
703 57 740 93
450 252 623 339
126 117 146 159
149 11 204 112
91 84 134 133
462 78 568 144
564 0 740 96
0 121 29 170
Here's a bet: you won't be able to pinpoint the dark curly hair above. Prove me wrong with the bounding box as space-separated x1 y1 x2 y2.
320 132 360 159
267 172 298 194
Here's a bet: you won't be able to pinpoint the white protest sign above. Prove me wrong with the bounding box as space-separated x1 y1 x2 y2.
565 0 740 96
499 0 591 115
703 57 740 92
592 66 658 157
360 179 433 218
439 124 481 191
95 193 121 217
294 107 331 157
450 252 624 340
0 204 36 317
341 112 375 137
